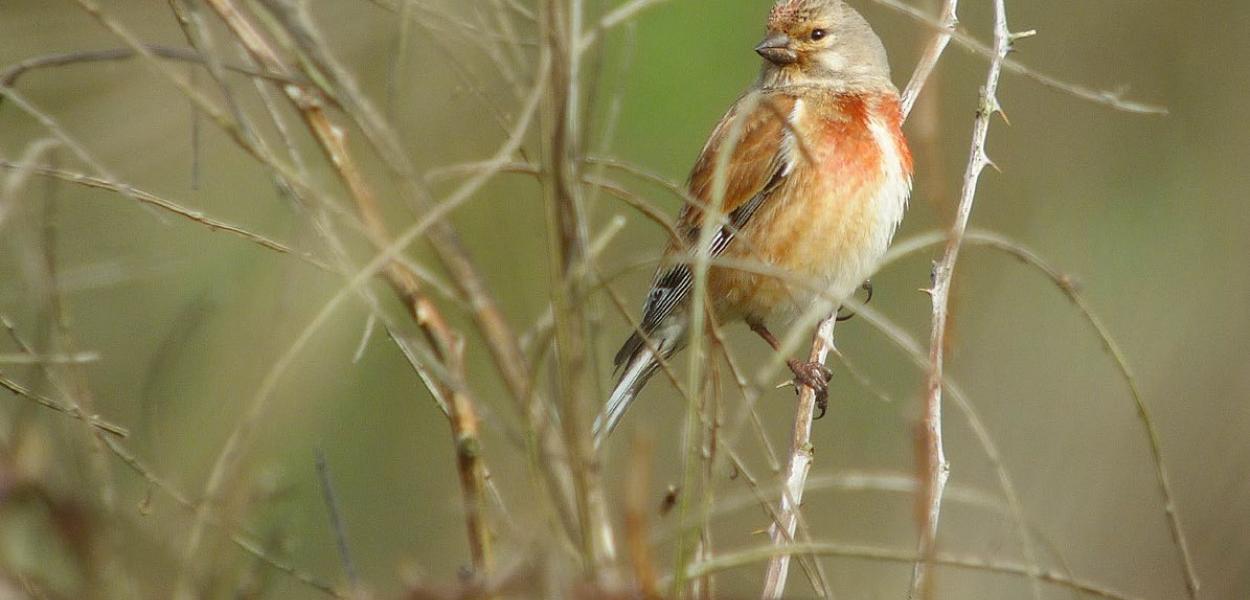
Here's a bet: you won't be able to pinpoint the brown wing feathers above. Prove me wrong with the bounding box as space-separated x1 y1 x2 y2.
613 93 795 369
680 93 795 238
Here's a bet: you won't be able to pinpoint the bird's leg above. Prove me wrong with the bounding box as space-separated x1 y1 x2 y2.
748 320 832 418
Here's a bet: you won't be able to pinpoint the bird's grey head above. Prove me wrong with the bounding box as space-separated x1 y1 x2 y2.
754 0 895 92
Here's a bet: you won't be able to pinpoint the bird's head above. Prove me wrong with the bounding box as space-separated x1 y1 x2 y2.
755 0 894 91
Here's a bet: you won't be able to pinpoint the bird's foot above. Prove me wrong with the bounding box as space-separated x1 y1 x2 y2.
787 359 833 419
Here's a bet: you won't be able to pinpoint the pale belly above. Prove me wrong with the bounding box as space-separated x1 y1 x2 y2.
708 167 908 323
702 93 912 326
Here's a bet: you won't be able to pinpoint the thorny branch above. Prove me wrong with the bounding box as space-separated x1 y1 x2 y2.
696 542 1146 600
910 0 1012 597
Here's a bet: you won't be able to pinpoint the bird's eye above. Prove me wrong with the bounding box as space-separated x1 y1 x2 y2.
810 28 828 41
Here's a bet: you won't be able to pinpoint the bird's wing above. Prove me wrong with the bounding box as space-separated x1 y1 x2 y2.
615 91 797 368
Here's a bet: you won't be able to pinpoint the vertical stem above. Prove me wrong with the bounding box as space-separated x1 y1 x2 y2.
909 0 1010 597
541 0 616 577
899 0 959 118
447 371 496 580
625 436 660 598
759 318 835 599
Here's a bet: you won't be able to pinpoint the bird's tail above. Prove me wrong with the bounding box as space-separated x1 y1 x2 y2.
593 326 681 448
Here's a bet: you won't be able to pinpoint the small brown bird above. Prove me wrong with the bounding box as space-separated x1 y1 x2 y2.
596 0 913 444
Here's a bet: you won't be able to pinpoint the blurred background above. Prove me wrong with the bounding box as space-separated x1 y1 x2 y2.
0 0 1247 598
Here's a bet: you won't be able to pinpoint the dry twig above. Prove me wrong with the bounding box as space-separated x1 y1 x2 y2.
696 542 1145 600
910 0 1012 596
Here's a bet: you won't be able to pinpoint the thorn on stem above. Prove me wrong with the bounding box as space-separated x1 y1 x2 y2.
986 155 1002 173
1009 29 1038 42
993 97 1011 126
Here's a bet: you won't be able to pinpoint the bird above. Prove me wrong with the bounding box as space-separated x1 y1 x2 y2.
595 0 913 445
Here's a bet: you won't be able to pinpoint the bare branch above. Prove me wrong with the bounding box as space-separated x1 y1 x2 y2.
900 0 959 118
97 434 343 597
888 229 1202 600
540 0 617 576
694 542 1145 600
0 160 332 271
760 317 836 598
0 371 128 437
869 0 1166 115
911 0 1012 596
579 0 676 50
0 45 302 94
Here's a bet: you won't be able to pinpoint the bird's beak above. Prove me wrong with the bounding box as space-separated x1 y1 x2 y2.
755 33 798 66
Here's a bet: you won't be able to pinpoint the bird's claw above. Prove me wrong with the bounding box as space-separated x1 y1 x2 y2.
787 359 832 418
836 280 874 322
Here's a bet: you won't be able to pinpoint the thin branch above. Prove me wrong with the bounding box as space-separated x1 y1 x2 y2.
63 0 318 191
15 15 453 305
724 445 831 597
911 0 1012 596
282 0 541 446
982 242 1201 599
667 466 1085 590
675 91 768 599
97 434 343 597
664 470 1081 600
625 435 661 598
0 83 174 229
853 301 1044 600
899 0 959 117
314 449 360 590
759 317 836 599
691 543 1145 600
579 0 676 50
0 44 302 95
867 0 1166 115
1 138 59 228
426 161 685 246
0 371 129 437
540 0 617 575
0 160 333 271
0 351 98 365
887 229 1201 599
